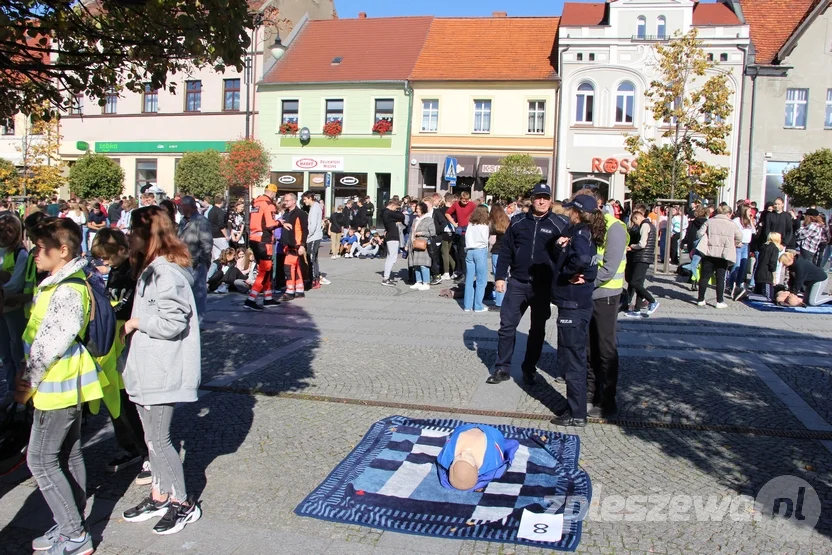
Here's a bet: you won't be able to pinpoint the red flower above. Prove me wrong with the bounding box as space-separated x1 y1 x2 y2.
323 120 342 138
279 121 299 136
372 119 392 136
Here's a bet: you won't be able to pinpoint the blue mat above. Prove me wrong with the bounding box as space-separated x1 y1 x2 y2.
295 415 591 551
745 299 832 313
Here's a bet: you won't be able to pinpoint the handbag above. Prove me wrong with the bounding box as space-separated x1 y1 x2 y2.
413 237 428 251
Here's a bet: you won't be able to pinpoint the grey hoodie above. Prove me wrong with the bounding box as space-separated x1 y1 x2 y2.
123 257 201 406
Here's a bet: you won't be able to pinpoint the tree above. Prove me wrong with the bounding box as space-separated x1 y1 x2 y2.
0 1 284 119
15 115 65 197
781 148 832 208
221 139 270 200
175 150 226 199
69 153 125 199
624 145 686 205
483 154 541 200
625 29 733 204
0 158 19 197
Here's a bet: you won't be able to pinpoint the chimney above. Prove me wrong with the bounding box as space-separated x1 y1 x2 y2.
358 12 367 19
492 11 507 17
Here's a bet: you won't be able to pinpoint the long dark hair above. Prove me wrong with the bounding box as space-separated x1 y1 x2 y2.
569 188 606 246
129 206 192 278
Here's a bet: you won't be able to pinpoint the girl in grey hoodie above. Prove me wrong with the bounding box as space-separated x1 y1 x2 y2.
120 206 203 535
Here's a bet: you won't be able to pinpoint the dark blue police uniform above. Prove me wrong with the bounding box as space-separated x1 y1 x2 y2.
490 185 569 384
551 220 597 424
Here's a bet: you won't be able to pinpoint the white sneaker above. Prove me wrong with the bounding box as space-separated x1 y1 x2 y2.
345 253 352 258
715 302 728 309
418 283 430 291
441 273 451 281
330 255 339 259
410 283 420 289
696 301 707 307
216 284 229 294
320 277 331 285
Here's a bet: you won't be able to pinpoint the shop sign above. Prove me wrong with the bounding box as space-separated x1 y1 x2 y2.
591 157 638 174
481 164 545 175
278 175 297 185
291 156 344 171
340 176 359 186
311 175 325 184
95 141 229 154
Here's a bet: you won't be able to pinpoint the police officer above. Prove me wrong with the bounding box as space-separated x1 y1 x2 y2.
487 182 569 386
550 193 603 427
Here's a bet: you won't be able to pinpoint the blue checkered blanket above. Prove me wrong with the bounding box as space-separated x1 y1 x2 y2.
295 415 591 551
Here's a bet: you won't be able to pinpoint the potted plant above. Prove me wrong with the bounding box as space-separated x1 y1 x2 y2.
372 119 392 136
280 121 299 135
323 120 342 138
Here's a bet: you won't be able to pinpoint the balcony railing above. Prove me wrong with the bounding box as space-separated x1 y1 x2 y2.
632 34 669 41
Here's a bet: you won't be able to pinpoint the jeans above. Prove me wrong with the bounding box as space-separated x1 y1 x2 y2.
307 239 321 282
464 248 488 310
192 263 208 323
728 244 749 289
137 404 188 501
112 389 148 458
383 241 399 279
0 308 26 394
81 226 89 255
491 254 504 307
495 278 551 375
800 248 817 264
820 244 832 269
698 256 730 303
28 406 87 538
586 295 621 409
416 265 430 284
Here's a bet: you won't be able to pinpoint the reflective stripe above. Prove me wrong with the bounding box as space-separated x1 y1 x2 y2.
37 366 101 394
598 214 627 291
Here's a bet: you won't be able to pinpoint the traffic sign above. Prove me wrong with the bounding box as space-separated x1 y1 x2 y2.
444 157 458 184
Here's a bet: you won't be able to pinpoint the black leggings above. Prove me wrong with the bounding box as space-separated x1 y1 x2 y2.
627 261 655 306
698 256 730 303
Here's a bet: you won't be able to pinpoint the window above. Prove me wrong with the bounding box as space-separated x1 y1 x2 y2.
142 84 158 113
528 101 545 134
281 100 299 124
69 94 83 115
223 79 240 111
421 100 439 132
657 16 667 38
576 53 584 61
473 100 491 133
575 82 594 124
103 91 117 114
374 98 394 125
720 53 728 62
615 82 635 124
589 53 596 61
637 16 646 39
325 99 344 123
784 88 808 129
1 118 15 135
136 159 158 196
764 161 798 203
707 53 714 62
185 80 202 112
826 89 832 129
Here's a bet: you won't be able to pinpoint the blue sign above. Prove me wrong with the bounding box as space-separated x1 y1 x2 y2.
325 172 331 188
444 157 458 184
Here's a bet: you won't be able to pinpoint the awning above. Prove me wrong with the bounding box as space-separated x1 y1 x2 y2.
477 156 551 179
449 155 478 178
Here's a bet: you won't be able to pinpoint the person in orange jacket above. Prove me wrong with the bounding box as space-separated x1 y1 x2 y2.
280 193 308 301
244 184 280 311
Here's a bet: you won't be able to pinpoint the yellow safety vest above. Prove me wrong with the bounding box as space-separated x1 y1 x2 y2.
597 213 628 291
22 254 37 319
23 269 107 411
2 248 20 273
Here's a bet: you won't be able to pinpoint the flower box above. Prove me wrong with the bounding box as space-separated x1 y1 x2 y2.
279 122 299 135
372 119 393 136
323 120 342 138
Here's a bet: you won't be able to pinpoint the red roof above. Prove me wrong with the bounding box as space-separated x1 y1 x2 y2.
410 17 559 81
263 17 434 84
561 3 607 26
740 0 822 64
692 2 742 26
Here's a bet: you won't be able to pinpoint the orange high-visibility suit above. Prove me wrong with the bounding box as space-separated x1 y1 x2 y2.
248 193 279 301
281 206 308 297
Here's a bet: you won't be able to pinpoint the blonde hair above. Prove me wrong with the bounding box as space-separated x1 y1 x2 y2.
767 232 782 247
779 251 795 265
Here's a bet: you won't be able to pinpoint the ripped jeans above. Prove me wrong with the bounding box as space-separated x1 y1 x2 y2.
137 404 187 501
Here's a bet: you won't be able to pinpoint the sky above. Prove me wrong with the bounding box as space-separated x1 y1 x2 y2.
334 0 567 18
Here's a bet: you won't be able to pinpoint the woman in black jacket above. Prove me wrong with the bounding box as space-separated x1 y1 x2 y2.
328 207 343 259
752 232 782 301
381 200 406 286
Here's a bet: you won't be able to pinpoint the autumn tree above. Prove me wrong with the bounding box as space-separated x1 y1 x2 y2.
624 145 686 205
0 158 19 197
15 116 65 197
175 150 226 199
781 148 832 208
484 154 542 200
69 153 125 199
625 29 733 204
221 139 270 201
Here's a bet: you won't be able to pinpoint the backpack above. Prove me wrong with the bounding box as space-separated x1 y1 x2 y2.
64 277 117 358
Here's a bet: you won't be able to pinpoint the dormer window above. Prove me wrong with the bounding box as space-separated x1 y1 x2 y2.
637 16 647 39
657 16 667 39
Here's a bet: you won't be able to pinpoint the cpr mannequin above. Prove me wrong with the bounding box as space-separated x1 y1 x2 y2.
436 424 520 492
775 290 803 307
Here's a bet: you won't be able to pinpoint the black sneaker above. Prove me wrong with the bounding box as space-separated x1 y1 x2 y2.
279 294 295 302
430 277 442 285
243 299 263 311
262 299 280 308
153 499 202 535
295 292 306 299
381 279 395 287
107 452 142 473
123 496 171 522
734 287 749 302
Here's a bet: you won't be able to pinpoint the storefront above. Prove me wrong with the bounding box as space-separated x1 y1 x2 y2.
332 172 368 208
565 156 638 203
269 171 305 193
478 156 551 194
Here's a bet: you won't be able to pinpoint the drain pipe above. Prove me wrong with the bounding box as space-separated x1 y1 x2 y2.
554 45 570 197
734 44 749 201
745 70 758 201
403 80 414 198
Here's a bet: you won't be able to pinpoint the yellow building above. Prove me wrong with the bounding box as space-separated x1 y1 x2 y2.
408 13 560 198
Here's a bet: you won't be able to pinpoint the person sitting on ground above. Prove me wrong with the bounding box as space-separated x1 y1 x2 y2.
752 232 783 302
207 248 243 294
435 424 519 492
351 231 382 259
233 249 257 294
340 229 359 257
780 251 832 306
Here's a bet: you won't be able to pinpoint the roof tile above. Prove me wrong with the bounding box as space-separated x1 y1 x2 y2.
561 3 607 26
410 17 559 81
263 17 434 84
740 0 822 64
692 2 742 26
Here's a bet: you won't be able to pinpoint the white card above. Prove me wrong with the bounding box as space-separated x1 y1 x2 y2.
517 509 563 542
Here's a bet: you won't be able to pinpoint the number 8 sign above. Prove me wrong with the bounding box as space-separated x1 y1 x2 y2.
517 509 564 542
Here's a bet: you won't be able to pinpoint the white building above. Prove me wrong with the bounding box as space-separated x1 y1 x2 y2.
555 0 749 205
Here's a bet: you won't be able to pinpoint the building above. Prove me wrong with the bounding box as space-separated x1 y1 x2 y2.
735 0 832 205
0 114 43 172
555 0 749 204
407 13 560 199
57 0 336 197
257 14 433 212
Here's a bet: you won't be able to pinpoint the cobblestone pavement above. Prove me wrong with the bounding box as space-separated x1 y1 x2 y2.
1 249 831 554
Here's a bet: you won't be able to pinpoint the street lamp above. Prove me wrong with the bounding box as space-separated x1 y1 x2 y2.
270 35 287 60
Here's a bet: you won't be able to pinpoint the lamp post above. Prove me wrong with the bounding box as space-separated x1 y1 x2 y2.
244 33 287 140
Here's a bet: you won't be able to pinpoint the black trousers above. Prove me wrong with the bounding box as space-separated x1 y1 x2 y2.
627 261 655 306
556 306 592 420
111 389 148 458
698 256 730 303
670 233 681 265
307 239 321 283
586 295 620 409
429 237 442 276
453 232 466 276
495 278 551 375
